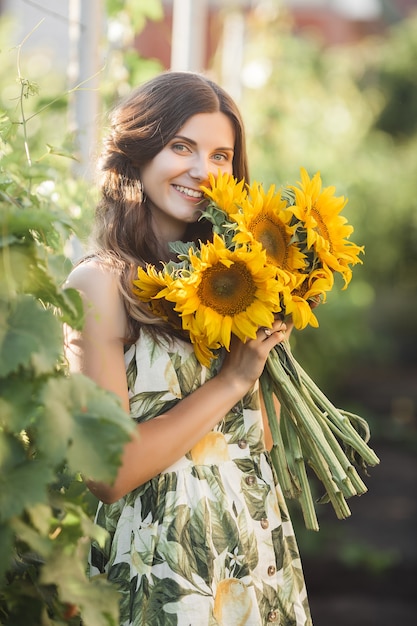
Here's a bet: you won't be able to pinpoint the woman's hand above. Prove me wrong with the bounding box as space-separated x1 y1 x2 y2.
219 318 287 391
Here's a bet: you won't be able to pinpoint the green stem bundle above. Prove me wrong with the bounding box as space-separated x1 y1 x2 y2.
261 341 380 530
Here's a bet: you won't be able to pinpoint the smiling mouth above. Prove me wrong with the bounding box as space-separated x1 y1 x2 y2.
173 184 203 199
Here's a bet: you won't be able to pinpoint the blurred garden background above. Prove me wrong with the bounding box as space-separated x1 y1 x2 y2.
0 0 416 624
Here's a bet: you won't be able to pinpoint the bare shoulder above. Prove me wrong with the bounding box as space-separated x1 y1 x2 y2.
65 259 127 339
65 258 116 291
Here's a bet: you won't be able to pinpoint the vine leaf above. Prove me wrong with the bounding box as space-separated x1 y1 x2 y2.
41 541 120 626
0 295 62 377
40 374 135 482
0 457 54 524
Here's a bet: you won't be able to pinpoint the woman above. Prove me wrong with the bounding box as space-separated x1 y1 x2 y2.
64 71 312 626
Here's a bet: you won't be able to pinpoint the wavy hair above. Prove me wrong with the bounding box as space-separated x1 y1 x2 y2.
92 71 249 343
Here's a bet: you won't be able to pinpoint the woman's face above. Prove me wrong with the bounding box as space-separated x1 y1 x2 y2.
141 111 235 243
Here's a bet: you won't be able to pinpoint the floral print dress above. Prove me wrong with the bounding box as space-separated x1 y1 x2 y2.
89 329 312 626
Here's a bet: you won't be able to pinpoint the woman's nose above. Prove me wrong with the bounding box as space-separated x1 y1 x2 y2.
189 155 214 181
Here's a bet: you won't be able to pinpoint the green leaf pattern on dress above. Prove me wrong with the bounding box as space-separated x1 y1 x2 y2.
90 330 312 625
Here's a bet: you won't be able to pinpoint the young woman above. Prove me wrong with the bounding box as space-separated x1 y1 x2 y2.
64 71 312 626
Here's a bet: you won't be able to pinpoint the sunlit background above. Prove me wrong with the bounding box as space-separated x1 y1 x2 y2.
1 1 416 623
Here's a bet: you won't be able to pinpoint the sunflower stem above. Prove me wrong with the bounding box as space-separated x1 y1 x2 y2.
262 342 378 526
294 354 380 467
298 431 352 520
309 406 368 496
266 349 352 491
260 374 301 499
281 406 319 531
294 381 368 496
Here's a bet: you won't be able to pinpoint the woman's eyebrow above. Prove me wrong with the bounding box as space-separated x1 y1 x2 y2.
172 134 234 152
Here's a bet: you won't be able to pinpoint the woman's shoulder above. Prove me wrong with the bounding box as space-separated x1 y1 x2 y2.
66 257 121 293
65 257 127 337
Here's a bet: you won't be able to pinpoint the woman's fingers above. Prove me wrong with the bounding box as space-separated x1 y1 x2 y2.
258 320 287 342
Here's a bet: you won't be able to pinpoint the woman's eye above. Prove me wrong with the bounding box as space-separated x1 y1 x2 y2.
172 143 189 153
213 153 228 162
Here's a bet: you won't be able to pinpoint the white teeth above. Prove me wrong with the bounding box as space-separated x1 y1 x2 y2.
173 185 203 198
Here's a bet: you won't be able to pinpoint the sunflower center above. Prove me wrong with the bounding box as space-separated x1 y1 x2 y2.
251 216 288 266
311 205 333 252
294 278 308 299
198 261 257 316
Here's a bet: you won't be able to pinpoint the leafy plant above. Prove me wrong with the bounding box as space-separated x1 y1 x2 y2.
0 28 135 626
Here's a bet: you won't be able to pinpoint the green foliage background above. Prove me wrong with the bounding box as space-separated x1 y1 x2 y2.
236 5 417 564
239 10 417 436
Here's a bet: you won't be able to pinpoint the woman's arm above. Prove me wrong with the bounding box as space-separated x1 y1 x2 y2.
64 262 131 412
64 261 286 504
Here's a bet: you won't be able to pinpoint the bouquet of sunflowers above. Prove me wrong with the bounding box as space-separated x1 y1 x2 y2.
133 168 380 530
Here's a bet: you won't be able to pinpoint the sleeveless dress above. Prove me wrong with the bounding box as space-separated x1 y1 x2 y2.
89 329 312 626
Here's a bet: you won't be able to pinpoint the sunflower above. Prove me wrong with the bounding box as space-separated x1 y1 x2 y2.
133 265 180 324
283 265 334 329
200 171 247 216
168 234 285 358
180 313 222 366
133 265 173 301
232 181 307 274
290 168 364 287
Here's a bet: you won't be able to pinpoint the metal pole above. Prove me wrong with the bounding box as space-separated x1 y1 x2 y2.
68 0 103 179
170 0 208 71
220 9 245 102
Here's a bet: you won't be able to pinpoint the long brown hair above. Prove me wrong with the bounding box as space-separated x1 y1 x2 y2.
93 71 249 343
